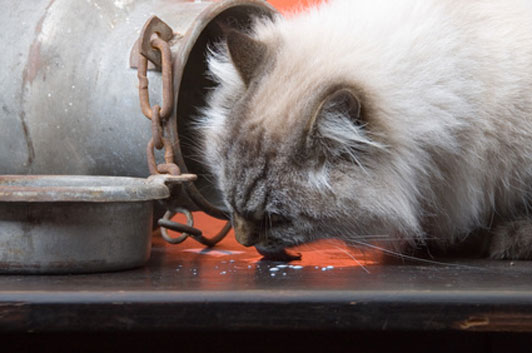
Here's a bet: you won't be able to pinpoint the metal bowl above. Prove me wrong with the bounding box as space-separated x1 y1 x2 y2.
0 175 170 274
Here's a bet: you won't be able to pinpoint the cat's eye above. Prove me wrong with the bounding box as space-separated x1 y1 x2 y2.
265 213 291 226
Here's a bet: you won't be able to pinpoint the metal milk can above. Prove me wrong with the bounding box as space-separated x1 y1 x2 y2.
0 0 275 216
0 0 277 273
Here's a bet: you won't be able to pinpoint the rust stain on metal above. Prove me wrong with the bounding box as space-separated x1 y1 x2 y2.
18 0 56 167
37 0 56 32
17 112 35 166
20 37 39 164
456 314 532 332
22 0 55 85
22 40 43 86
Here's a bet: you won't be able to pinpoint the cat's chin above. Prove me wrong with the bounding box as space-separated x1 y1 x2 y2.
255 245 302 262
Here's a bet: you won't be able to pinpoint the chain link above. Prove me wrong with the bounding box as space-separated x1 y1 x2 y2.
150 105 164 150
159 208 233 247
159 209 193 244
137 34 174 120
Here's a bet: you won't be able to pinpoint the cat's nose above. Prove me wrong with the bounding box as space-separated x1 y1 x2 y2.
235 229 260 247
232 212 259 247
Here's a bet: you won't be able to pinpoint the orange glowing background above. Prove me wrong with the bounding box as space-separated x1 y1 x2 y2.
267 0 324 13
167 0 379 269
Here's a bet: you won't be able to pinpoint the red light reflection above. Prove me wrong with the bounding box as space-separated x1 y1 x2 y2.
166 212 381 269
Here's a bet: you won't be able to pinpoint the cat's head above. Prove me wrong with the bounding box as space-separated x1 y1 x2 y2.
200 26 423 256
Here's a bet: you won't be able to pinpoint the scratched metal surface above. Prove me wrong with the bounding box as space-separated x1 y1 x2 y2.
0 222 532 333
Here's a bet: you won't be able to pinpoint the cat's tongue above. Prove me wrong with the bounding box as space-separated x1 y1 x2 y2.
255 246 302 262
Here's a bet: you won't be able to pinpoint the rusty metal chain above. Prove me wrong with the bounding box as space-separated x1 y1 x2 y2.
138 34 174 120
158 208 231 246
136 16 230 247
137 31 180 177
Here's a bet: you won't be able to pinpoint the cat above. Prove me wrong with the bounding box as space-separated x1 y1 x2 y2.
198 0 532 260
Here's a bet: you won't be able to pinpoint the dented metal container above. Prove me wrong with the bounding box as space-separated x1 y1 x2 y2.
0 175 175 273
0 0 277 219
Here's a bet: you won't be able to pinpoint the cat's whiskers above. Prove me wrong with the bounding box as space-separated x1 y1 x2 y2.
331 244 370 274
349 239 482 269
295 240 370 273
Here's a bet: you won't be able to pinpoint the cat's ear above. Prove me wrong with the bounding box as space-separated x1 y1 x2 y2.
226 30 267 86
306 89 374 159
323 89 361 121
308 88 363 135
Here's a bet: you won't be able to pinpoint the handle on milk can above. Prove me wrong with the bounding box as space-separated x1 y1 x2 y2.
137 16 231 247
158 208 232 247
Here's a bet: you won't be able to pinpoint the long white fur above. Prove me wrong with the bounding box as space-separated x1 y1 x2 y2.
200 0 532 250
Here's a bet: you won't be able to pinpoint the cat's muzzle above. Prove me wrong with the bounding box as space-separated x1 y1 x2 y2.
232 213 260 247
232 212 302 261
235 230 259 247
255 243 302 262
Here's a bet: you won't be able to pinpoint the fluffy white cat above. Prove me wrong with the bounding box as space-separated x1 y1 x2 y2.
200 0 532 260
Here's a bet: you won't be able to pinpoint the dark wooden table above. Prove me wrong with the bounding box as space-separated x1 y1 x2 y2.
2 223 532 352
